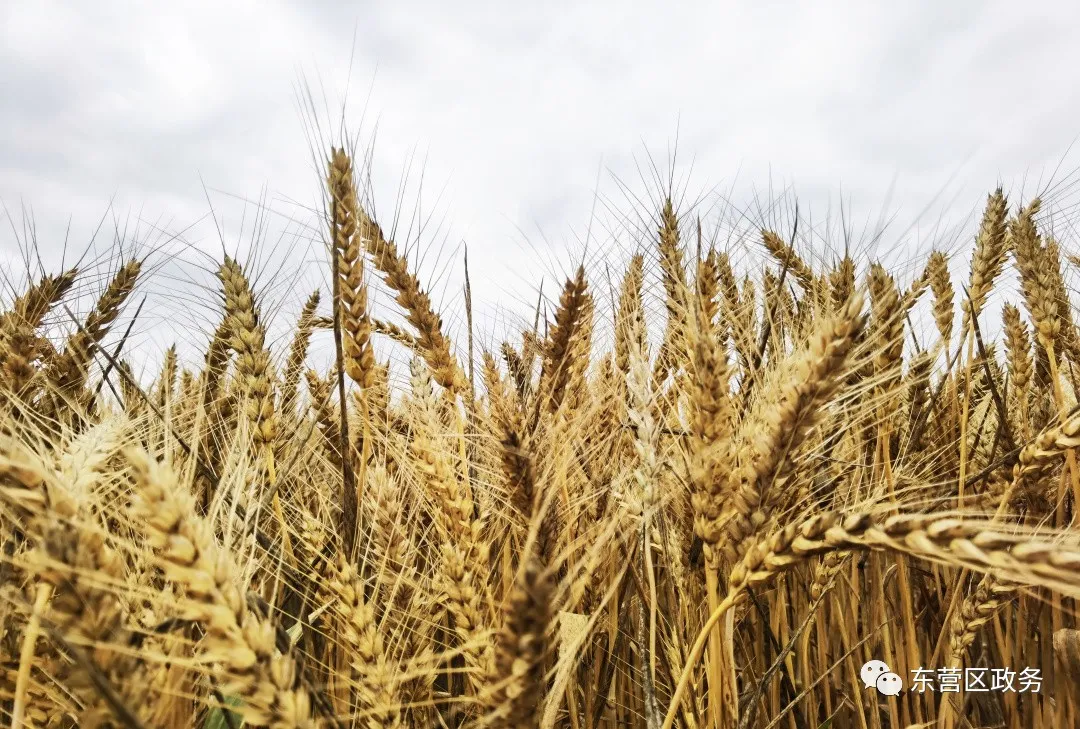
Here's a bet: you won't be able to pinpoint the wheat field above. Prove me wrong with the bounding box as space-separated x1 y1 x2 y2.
2 141 1080 729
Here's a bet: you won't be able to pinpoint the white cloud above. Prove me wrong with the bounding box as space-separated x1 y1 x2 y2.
3 0 1080 368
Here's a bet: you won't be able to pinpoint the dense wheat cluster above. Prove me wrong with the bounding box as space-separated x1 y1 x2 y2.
4 144 1080 729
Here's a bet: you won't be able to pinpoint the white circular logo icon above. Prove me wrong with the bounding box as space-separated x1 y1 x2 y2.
860 659 891 689
876 671 904 696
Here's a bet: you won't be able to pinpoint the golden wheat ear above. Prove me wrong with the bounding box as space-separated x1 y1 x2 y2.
217 256 277 453
124 447 317 729
0 268 79 391
477 556 551 729
720 292 867 565
41 260 141 418
357 207 464 393
280 289 321 422
539 265 592 416
407 355 492 703
327 148 375 391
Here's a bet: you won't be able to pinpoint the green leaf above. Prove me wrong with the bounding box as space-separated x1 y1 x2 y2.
203 695 244 729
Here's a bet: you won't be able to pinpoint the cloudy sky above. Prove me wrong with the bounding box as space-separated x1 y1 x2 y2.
4 0 1080 372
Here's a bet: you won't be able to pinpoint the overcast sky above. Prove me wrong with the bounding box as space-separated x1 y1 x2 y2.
4 0 1080 374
